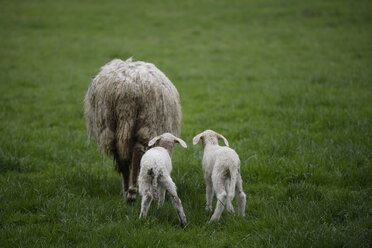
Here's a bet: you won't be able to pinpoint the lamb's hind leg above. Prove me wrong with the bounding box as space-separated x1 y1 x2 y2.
160 175 187 228
205 177 214 212
127 142 146 202
210 173 227 222
225 178 234 214
236 174 246 217
139 188 153 218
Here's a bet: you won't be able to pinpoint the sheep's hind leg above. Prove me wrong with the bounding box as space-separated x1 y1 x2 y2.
114 155 130 196
161 175 187 228
127 143 146 202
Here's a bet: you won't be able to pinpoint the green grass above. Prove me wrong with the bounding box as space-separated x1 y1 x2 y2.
0 0 371 247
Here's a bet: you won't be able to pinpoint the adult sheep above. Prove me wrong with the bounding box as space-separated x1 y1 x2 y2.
84 58 181 202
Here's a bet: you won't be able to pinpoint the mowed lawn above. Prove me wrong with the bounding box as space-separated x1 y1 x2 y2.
0 0 371 247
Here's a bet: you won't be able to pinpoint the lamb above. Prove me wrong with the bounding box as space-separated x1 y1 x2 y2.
84 58 181 202
193 129 246 222
138 133 187 227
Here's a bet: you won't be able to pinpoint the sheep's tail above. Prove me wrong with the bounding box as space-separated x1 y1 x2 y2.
149 168 160 201
228 165 238 199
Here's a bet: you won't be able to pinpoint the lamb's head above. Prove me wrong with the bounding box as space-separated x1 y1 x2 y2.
148 133 187 157
192 129 229 149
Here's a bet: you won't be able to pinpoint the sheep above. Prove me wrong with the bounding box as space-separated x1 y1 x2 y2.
138 133 187 227
84 58 181 202
193 129 246 222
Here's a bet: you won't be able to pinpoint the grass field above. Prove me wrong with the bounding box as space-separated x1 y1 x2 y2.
0 0 371 247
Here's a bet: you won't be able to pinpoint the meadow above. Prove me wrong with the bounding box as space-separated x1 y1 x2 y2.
0 0 371 247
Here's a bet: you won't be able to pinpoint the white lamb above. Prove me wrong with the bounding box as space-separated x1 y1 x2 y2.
193 129 246 222
138 133 187 227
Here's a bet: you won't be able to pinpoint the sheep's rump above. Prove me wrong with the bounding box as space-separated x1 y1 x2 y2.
84 58 181 161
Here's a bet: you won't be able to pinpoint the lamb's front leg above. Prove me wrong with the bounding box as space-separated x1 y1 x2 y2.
205 177 214 212
157 186 166 208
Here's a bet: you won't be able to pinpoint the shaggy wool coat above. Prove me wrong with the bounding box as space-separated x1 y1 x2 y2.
84 58 181 163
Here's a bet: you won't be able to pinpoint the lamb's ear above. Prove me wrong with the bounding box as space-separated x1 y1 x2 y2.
192 133 203 145
148 136 161 147
175 137 187 148
216 133 229 147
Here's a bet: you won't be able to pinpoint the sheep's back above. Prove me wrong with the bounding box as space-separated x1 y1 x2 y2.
84 58 181 159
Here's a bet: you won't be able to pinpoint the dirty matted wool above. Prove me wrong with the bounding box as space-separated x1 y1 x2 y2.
84 58 181 161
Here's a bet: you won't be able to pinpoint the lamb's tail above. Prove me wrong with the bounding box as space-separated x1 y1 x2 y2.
148 168 160 201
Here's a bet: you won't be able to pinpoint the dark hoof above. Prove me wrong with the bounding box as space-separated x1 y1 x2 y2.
180 221 187 229
127 188 137 203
